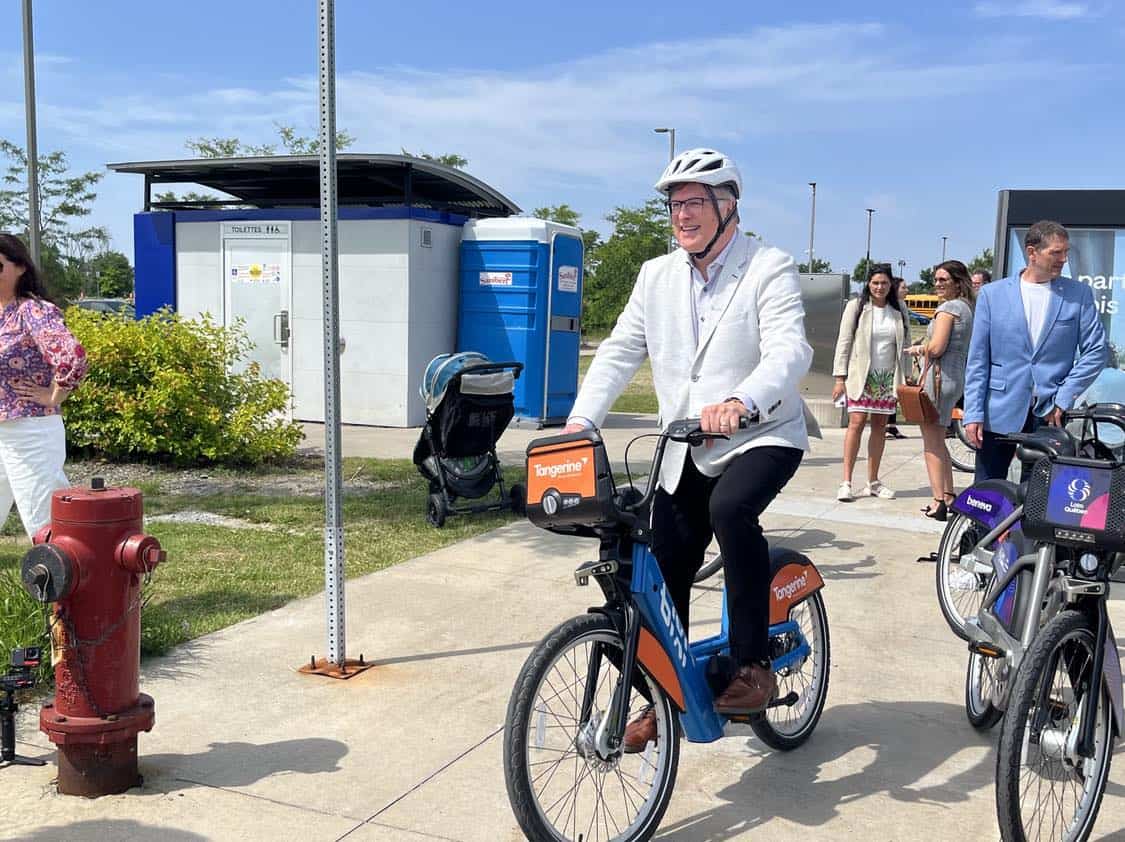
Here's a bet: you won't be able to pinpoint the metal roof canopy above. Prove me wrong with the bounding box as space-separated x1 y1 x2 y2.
107 153 521 217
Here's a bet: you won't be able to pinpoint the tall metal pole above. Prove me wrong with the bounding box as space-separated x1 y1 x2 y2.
865 208 875 268
807 182 817 272
22 0 41 265
318 0 346 667
897 259 906 279
941 235 948 262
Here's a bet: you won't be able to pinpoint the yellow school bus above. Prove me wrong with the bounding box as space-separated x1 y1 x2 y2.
905 293 940 319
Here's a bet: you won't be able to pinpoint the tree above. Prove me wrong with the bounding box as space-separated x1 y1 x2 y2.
532 204 580 227
400 150 468 169
914 266 935 293
967 247 994 274
87 250 134 298
798 257 833 273
583 200 670 331
852 257 885 284
0 140 107 300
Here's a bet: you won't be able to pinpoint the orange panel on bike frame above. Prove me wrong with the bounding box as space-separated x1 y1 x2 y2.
768 563 825 625
637 627 686 711
526 443 597 503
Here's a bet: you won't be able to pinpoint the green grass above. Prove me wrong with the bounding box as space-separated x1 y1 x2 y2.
0 458 525 677
578 353 658 414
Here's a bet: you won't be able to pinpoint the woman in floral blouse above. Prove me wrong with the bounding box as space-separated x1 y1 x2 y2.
831 264 911 502
0 234 87 536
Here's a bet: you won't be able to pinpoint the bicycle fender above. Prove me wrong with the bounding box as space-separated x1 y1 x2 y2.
951 480 1020 531
768 548 825 625
1103 620 1125 737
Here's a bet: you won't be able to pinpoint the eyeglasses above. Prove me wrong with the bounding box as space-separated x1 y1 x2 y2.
665 197 709 215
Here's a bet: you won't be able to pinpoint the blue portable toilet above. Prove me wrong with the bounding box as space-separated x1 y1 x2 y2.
458 219 583 427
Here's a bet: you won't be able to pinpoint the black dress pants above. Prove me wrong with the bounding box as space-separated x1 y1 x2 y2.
974 409 1045 484
651 445 803 666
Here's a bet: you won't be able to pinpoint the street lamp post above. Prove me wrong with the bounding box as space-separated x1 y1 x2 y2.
865 208 875 268
941 235 948 262
897 259 906 279
807 182 817 273
22 0 41 265
653 127 676 163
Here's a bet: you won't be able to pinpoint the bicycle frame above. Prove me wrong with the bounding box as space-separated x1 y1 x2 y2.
591 541 811 744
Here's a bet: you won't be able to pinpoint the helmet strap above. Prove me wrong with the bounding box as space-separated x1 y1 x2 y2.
689 185 738 261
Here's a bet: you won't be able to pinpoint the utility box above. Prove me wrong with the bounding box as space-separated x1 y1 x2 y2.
458 219 583 427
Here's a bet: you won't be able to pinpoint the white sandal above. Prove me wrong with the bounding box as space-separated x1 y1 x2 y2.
836 481 854 502
863 480 896 499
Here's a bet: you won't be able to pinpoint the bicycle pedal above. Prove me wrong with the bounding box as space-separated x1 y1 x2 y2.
968 640 1005 659
768 691 799 708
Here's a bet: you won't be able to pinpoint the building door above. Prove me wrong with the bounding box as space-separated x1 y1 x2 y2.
221 222 292 414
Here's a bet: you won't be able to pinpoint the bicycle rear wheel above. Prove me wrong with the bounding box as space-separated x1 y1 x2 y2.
750 591 830 751
948 419 976 474
996 610 1113 842
504 613 681 841
964 650 1003 730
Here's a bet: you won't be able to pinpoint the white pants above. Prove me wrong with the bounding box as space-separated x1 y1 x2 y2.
0 414 69 538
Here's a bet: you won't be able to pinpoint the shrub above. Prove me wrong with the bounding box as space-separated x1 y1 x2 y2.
63 307 303 465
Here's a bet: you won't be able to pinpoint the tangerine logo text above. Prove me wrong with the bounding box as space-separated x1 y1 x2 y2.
773 572 808 602
534 457 588 479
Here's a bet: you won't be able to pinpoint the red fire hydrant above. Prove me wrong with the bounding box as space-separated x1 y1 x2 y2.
19 478 165 796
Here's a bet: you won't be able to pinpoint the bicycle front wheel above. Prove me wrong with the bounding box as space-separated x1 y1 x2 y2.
996 610 1114 842
936 513 991 641
504 613 681 842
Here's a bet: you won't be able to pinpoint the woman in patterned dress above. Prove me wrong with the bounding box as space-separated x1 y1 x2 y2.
832 264 911 501
0 234 87 537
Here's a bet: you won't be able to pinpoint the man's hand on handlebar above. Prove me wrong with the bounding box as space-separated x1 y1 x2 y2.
700 399 753 449
1046 406 1065 427
561 422 587 435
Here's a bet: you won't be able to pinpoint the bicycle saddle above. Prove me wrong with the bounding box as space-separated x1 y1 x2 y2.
1013 427 1076 464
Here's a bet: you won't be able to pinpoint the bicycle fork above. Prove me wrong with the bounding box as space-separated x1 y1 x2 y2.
579 604 642 759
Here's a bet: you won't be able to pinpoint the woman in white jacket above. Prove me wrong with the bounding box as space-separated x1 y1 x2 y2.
831 264 910 501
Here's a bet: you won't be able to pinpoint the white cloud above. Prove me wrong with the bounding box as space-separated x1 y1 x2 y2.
973 1 1093 19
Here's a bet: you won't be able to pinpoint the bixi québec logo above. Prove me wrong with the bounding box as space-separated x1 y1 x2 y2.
534 457 588 479
1067 478 1091 503
773 572 808 602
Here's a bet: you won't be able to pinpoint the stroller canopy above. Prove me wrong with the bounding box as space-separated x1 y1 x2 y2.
420 352 516 413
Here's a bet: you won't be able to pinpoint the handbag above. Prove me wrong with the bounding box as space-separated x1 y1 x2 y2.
896 355 941 424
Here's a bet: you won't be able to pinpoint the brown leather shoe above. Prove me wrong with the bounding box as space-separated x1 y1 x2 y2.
713 664 778 714
622 705 657 754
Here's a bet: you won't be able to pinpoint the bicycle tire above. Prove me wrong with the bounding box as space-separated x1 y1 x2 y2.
948 419 977 474
996 610 1113 842
964 650 1003 730
693 553 723 584
504 613 681 841
935 513 990 641
750 591 830 751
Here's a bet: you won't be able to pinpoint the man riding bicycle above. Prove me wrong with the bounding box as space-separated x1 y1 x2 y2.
563 148 815 751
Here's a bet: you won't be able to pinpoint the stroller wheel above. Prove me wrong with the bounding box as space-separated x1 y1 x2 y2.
427 493 448 528
509 483 527 516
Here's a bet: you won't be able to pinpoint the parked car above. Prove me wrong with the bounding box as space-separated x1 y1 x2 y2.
75 298 135 318
906 308 930 325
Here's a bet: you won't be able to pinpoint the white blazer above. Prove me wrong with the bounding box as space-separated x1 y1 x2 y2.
570 234 815 494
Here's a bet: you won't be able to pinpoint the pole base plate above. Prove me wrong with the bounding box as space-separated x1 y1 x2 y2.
297 656 373 680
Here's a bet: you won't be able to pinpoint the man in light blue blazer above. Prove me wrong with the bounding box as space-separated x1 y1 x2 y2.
963 221 1108 482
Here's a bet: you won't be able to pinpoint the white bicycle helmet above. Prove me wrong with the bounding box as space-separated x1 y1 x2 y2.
654 148 742 199
655 148 742 259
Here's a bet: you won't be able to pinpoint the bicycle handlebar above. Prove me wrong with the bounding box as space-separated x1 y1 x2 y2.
621 414 755 516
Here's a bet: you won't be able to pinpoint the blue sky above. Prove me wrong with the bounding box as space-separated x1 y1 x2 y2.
0 0 1121 280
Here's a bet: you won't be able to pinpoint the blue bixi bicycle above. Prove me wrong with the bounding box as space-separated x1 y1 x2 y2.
503 417 830 841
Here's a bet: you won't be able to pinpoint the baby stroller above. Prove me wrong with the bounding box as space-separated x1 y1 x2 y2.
414 352 526 527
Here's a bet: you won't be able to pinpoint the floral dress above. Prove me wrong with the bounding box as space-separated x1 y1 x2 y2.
847 304 897 415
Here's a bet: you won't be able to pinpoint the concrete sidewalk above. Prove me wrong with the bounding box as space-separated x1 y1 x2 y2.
4 419 1125 841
